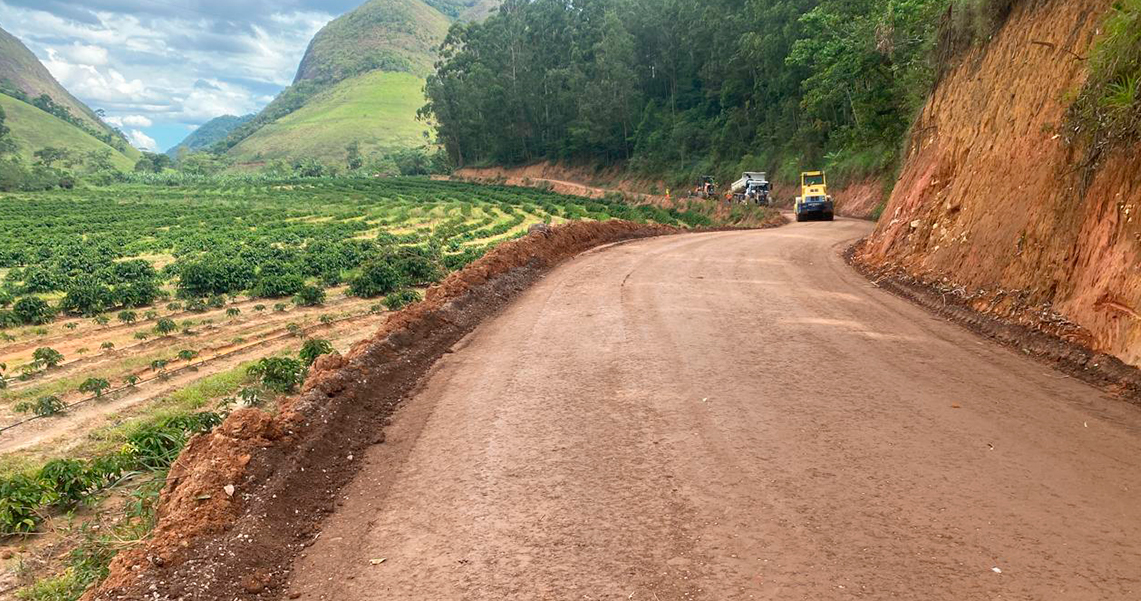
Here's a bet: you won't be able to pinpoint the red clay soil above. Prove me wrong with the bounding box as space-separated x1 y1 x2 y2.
82 220 677 601
855 0 1141 367
454 162 667 199
830 177 887 219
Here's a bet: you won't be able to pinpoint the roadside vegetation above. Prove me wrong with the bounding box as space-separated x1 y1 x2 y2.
424 0 1083 194
1065 0 1141 170
0 175 743 599
423 0 974 189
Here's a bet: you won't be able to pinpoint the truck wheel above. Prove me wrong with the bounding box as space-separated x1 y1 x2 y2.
825 213 835 221
795 213 804 223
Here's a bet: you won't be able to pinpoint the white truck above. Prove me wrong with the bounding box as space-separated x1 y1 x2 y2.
730 172 771 205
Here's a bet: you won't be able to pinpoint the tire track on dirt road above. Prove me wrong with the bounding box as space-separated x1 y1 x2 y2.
286 219 1141 600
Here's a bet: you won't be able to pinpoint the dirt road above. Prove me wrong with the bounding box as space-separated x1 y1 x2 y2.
287 219 1141 600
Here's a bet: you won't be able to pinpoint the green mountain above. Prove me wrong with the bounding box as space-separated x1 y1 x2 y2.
0 95 135 170
0 27 108 135
221 0 498 166
0 26 138 165
166 114 254 158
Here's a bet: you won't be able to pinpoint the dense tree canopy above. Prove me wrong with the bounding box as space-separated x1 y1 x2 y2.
423 0 950 184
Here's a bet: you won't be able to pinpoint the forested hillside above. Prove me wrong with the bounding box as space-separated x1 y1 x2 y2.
166 114 254 158
423 0 1014 187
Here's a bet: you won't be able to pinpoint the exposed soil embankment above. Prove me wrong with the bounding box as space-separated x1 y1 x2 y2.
83 221 677 601
855 0 1141 366
455 163 666 199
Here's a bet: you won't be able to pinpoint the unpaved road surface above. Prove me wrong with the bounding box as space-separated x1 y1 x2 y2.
288 219 1141 600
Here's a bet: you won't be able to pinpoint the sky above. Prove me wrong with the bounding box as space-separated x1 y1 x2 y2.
0 0 364 152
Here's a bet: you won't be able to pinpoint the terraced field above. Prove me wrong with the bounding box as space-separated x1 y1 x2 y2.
0 177 721 459
0 177 759 599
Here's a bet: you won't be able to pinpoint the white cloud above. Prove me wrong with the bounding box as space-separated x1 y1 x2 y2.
56 42 109 66
42 49 157 106
105 114 153 127
176 79 260 123
0 3 338 131
126 128 157 151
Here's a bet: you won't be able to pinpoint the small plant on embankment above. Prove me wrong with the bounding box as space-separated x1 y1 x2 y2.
248 356 305 393
383 289 422 311
299 338 335 367
1065 0 1141 164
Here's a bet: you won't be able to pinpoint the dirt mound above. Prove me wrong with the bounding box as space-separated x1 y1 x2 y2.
83 220 678 601
856 0 1141 366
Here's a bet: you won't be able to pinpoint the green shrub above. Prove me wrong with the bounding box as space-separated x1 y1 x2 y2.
15 395 66 417
39 459 99 507
252 273 305 299
60 282 112 317
390 247 443 286
154 318 177 336
294 285 326 307
299 338 335 367
175 256 254 298
124 413 222 472
248 357 305 393
79 377 111 397
349 259 403 298
383 289 422 311
0 474 46 534
12 297 52 325
0 412 221 535
32 347 64 368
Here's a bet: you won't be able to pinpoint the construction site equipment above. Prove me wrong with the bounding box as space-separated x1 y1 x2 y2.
693 176 717 199
794 171 834 222
730 172 771 205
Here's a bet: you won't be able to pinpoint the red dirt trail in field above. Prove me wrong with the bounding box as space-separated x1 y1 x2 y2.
287 219 1141 600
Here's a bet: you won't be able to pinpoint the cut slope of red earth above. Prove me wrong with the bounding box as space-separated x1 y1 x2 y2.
83 221 677 601
854 0 1141 367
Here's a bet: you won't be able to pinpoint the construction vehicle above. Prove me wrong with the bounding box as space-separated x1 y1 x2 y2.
794 170 834 222
693 176 717 199
730 172 771 206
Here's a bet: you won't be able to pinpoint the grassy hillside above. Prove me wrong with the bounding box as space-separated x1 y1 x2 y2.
219 0 502 163
0 94 135 170
229 71 428 165
455 0 501 21
294 0 451 82
0 27 117 138
166 114 254 157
